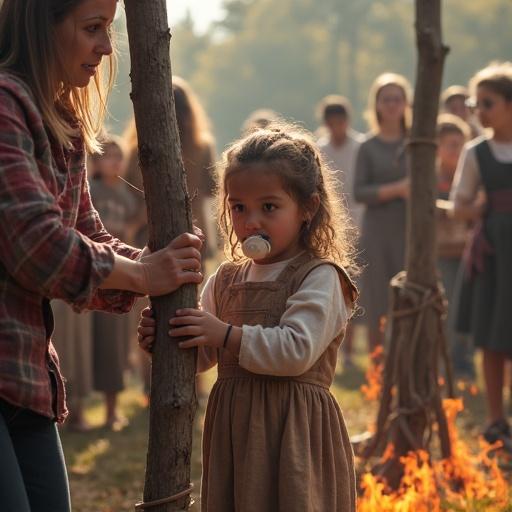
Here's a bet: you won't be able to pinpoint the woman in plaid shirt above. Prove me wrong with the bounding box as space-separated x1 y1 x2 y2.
0 2 203 510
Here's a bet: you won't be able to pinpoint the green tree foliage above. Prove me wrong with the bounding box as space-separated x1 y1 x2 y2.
188 0 415 144
107 0 512 149
172 11 212 80
443 0 512 87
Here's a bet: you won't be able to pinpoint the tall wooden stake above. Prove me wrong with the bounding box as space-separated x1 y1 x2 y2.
363 0 451 487
124 2 197 510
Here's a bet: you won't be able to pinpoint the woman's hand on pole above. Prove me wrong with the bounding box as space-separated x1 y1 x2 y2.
100 232 203 295
139 232 203 295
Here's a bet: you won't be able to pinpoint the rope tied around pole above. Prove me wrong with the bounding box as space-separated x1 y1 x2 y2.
406 137 438 148
362 271 454 460
134 483 194 510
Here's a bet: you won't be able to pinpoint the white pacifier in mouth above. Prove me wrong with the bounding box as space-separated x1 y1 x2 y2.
241 235 271 260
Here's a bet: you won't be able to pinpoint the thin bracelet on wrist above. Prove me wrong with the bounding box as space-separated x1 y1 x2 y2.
222 324 233 349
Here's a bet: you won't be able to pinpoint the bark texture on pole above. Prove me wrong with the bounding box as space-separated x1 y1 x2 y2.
408 0 448 286
362 0 451 487
124 2 197 510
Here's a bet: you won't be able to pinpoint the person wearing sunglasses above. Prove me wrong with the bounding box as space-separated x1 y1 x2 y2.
451 61 512 452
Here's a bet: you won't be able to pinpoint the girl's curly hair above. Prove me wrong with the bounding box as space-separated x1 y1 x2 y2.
217 122 358 273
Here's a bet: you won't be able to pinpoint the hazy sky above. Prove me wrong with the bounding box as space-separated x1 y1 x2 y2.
167 0 225 32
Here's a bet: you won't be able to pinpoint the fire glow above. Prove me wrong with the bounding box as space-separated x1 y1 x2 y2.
357 363 511 510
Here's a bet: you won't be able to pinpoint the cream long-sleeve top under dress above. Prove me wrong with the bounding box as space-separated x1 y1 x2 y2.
196 253 357 512
197 256 350 374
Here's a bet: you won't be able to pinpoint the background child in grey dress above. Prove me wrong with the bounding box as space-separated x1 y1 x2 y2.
51 300 93 431
89 135 137 430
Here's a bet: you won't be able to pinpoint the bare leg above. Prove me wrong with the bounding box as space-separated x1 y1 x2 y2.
483 349 505 423
105 392 118 425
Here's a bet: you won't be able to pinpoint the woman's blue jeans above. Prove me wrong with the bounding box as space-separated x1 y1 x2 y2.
0 399 71 512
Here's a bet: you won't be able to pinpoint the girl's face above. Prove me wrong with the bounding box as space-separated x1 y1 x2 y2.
475 85 512 131
227 167 308 264
376 84 407 125
54 0 116 88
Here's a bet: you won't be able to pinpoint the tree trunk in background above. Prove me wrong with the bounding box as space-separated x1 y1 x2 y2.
408 2 447 284
363 0 451 487
125 2 197 510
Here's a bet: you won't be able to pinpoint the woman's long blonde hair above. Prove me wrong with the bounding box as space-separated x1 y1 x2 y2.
364 72 412 134
0 0 116 152
217 122 358 273
123 75 214 184
172 76 215 163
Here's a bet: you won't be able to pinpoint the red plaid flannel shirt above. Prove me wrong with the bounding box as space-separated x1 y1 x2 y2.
0 73 141 422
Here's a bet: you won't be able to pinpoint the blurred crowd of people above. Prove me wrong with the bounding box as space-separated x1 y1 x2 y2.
314 62 512 449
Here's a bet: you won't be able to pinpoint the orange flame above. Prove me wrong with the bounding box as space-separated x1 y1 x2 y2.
360 346 384 401
433 398 509 510
359 399 510 510
359 450 441 512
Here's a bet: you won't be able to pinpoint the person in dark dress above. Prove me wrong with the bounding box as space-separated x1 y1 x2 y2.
451 61 512 449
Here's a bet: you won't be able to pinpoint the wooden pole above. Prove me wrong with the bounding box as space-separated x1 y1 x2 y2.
124 2 197 510
363 0 451 487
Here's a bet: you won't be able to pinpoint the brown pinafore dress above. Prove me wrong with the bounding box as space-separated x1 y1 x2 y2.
201 252 358 512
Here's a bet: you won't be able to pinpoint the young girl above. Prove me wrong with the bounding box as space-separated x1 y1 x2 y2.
354 72 411 351
139 124 359 511
0 1 202 510
451 62 512 449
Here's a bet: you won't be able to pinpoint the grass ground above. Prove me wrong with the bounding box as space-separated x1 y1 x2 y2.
60 334 510 511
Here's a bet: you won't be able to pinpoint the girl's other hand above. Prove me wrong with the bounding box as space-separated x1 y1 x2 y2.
169 309 233 350
137 307 156 354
